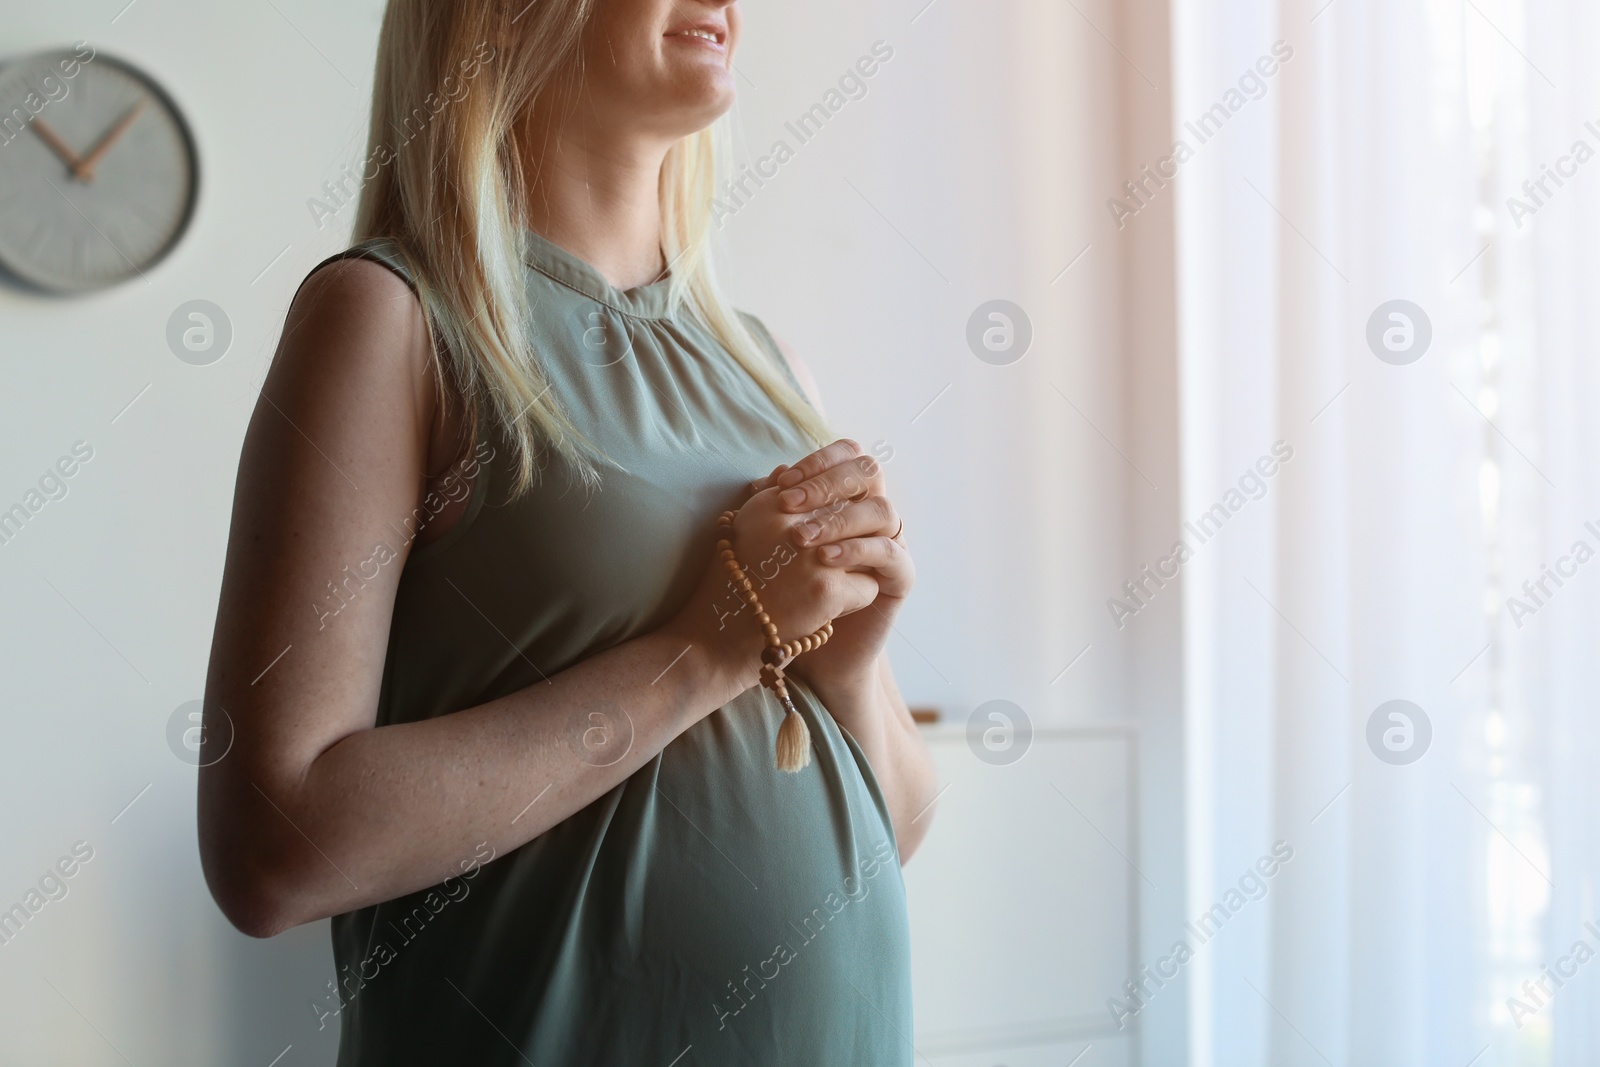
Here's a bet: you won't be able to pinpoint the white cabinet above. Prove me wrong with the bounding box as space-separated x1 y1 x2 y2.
904 726 1140 1064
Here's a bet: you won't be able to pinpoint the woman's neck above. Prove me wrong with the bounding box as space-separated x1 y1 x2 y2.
520 112 672 292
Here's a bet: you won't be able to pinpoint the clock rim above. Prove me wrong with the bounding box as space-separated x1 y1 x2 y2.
0 48 201 296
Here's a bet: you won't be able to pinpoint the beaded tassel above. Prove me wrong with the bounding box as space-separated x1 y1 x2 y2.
716 510 835 772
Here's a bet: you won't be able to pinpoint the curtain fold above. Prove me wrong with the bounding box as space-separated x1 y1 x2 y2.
1169 1 1597 1063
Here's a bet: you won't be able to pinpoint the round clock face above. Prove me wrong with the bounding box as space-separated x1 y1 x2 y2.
0 46 198 293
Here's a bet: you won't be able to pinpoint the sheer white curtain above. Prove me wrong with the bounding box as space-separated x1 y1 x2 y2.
1168 0 1600 1064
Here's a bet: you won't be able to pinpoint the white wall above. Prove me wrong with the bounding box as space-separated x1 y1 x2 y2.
1 3 391 1063
0 1 1179 1063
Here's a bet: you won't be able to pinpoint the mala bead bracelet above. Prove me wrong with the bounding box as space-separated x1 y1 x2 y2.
716 509 834 772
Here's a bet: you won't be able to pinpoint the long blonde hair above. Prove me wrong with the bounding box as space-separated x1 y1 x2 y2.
354 0 829 492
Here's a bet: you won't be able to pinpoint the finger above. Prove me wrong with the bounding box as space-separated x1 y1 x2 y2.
748 463 790 494
790 495 897 547
835 568 882 615
778 451 883 513
817 536 914 597
774 439 863 491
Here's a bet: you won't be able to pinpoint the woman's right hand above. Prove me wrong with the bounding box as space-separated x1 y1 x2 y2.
666 483 881 688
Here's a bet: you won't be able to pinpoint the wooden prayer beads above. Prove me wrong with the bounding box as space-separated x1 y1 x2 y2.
716 509 834 772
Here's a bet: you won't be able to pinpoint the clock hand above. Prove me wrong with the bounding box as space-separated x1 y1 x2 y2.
77 99 149 183
27 119 89 181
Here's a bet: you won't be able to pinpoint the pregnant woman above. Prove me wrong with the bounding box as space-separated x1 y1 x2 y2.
197 0 937 1063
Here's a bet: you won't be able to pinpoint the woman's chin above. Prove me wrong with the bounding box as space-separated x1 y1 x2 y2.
652 78 737 135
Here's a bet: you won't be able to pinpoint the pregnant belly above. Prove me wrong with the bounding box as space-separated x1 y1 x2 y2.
331 686 914 1067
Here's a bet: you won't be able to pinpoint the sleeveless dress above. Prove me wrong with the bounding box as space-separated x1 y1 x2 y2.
305 232 913 1066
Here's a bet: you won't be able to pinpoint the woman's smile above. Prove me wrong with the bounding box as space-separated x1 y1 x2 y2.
665 23 729 55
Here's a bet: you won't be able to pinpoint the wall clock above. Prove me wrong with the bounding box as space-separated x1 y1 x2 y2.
0 45 198 293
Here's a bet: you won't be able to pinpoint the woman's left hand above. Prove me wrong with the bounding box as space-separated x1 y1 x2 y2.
750 439 914 696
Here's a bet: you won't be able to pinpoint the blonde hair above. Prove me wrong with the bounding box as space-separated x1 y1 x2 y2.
354 0 830 492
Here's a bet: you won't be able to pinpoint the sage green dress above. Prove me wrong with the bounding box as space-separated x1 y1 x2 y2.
307 233 913 1066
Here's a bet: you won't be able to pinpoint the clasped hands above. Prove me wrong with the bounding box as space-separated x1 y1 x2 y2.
750 439 908 584
731 439 914 694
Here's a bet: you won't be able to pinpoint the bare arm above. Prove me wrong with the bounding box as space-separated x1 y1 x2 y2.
199 263 874 937
812 643 939 862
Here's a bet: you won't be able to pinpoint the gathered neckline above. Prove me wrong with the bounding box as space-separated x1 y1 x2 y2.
521 228 676 320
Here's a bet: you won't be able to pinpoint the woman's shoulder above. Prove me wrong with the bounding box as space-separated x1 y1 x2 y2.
279 241 435 405
301 236 419 297
288 235 430 345
288 248 423 346
735 308 797 383
735 308 779 353
735 309 827 415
